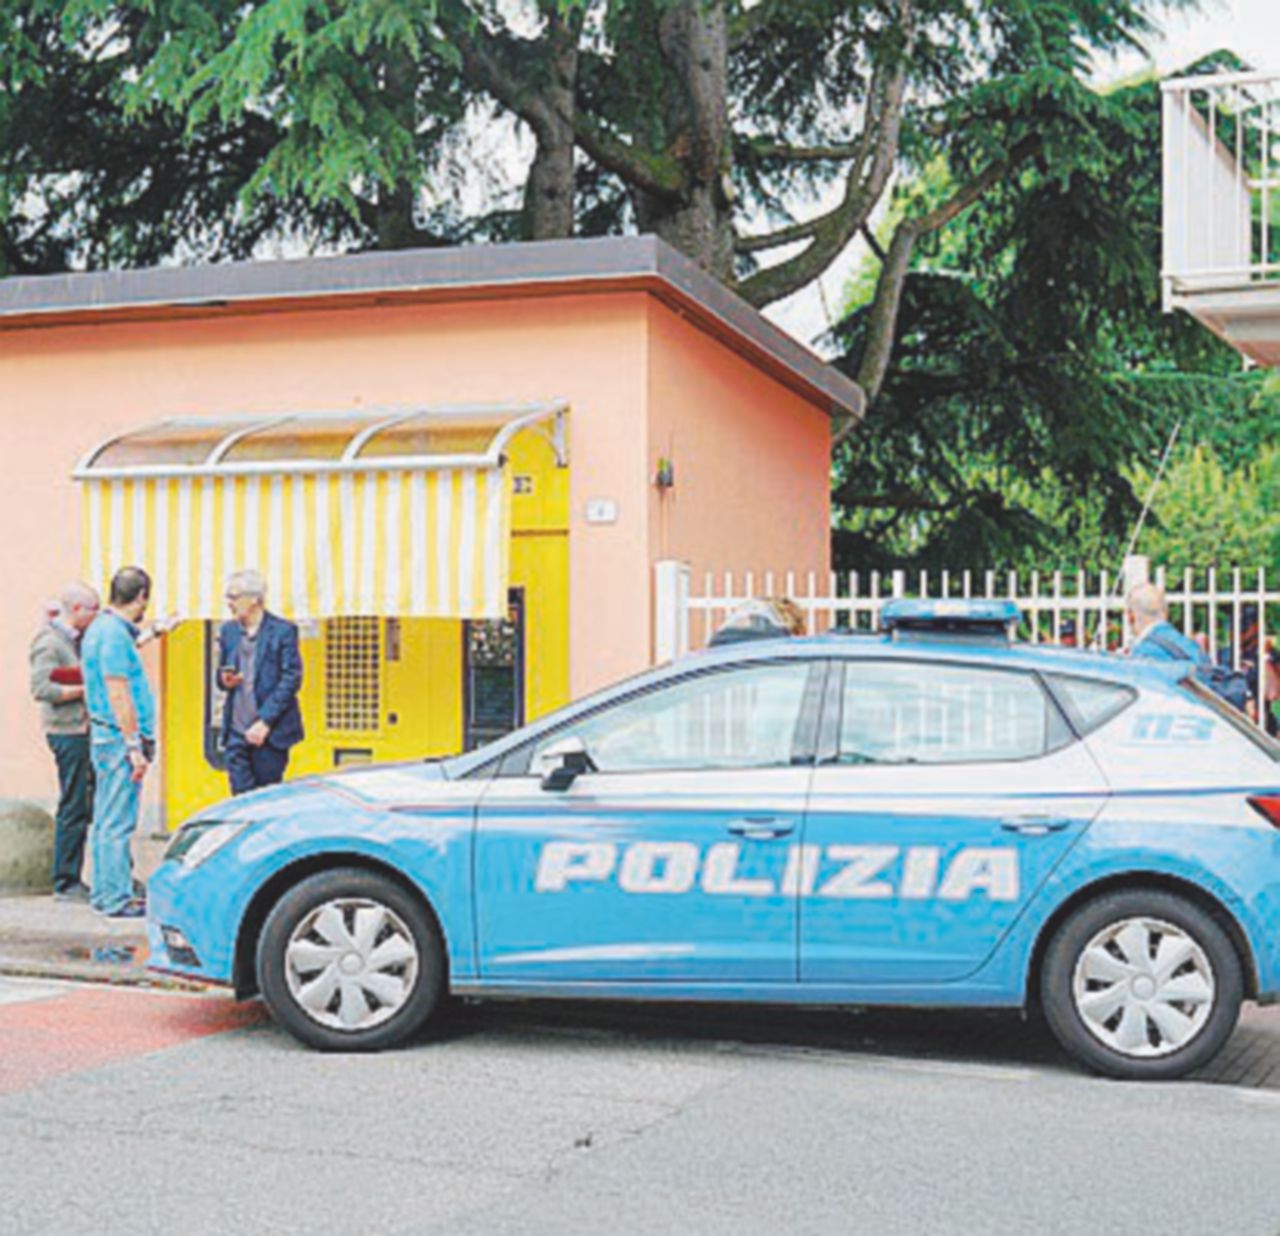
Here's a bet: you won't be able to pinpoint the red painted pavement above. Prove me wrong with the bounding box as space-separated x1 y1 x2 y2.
0 987 266 1096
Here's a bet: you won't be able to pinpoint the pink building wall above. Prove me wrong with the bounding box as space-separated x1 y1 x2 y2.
0 282 835 811
644 298 832 639
0 292 649 807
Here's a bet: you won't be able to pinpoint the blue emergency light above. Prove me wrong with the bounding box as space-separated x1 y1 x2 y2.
879 598 1021 639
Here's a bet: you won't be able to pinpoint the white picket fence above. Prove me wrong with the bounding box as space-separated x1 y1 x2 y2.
653 558 1280 724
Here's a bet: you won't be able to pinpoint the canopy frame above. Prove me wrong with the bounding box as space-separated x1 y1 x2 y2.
73 400 568 481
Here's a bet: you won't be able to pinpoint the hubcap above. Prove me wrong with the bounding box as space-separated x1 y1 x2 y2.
284 898 419 1032
1071 916 1215 1059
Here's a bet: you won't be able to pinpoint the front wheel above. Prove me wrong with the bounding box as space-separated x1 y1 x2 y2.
1040 890 1243 1081
257 868 444 1051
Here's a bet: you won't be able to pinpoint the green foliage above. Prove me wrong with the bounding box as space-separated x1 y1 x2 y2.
4 0 1262 580
1134 443 1280 569
830 58 1275 573
0 0 1209 290
0 0 375 273
131 0 444 215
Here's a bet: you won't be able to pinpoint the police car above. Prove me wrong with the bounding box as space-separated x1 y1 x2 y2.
147 600 1280 1080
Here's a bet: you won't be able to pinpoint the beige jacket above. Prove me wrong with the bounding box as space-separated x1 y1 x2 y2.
29 622 88 735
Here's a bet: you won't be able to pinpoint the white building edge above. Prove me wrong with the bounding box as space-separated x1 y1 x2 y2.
1163 68 1280 365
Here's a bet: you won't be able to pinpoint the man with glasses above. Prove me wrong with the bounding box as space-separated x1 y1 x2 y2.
81 566 156 918
217 570 304 795
28 582 100 902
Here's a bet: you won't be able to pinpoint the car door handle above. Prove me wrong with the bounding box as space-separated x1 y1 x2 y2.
727 817 795 840
1000 814 1071 836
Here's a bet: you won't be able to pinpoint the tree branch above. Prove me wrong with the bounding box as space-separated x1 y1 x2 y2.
728 0 786 51
735 215 822 254
565 111 687 199
452 22 549 131
734 1 914 306
860 223 886 263
452 15 684 202
745 138 864 162
833 133 1043 446
914 134 1040 234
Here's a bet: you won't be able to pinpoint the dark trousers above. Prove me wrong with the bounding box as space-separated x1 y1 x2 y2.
47 733 92 891
226 736 290 796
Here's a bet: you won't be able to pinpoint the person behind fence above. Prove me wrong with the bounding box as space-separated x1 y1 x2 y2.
1266 641 1280 736
217 570 304 795
709 597 805 646
1126 582 1251 712
1218 604 1262 724
1125 583 1207 663
81 566 156 919
28 583 100 902
1222 608 1280 733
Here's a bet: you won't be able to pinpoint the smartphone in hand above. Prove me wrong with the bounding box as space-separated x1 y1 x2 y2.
219 666 244 690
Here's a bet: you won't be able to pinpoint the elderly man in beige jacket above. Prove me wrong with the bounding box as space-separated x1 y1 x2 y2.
29 583 100 901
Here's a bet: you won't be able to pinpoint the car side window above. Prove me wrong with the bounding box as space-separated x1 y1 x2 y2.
836 660 1068 765
1044 673 1136 735
525 662 814 774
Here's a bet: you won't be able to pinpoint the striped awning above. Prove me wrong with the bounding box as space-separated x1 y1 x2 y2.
74 402 566 620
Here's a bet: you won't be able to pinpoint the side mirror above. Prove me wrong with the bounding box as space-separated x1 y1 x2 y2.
539 736 596 792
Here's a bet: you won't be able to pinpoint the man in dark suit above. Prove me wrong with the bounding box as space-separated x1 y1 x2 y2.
217 570 304 795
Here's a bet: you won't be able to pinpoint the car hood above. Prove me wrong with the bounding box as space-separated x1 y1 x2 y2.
183 760 452 825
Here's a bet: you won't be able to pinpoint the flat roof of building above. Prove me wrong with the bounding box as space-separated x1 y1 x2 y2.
0 235 863 421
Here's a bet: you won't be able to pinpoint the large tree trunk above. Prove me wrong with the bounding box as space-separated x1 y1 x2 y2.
521 7 579 240
376 48 420 250
634 0 734 278
375 179 419 250
634 179 734 278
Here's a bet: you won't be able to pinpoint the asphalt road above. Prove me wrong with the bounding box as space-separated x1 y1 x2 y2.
1 978 1278 1236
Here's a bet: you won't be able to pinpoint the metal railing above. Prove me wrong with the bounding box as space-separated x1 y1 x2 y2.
654 558 1280 728
1162 69 1280 304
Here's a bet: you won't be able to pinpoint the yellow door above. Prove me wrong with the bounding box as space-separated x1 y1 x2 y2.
160 424 569 828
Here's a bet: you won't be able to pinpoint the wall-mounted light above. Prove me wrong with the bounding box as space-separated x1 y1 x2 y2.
655 456 675 490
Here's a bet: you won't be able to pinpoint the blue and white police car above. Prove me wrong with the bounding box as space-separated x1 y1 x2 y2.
147 600 1280 1080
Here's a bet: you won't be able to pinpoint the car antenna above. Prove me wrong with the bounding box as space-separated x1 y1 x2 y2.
1092 416 1184 651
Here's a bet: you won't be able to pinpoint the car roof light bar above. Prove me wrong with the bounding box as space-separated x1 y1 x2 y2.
879 599 1022 641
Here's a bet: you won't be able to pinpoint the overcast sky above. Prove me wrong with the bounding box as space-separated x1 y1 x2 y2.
765 0 1280 351
1124 0 1280 74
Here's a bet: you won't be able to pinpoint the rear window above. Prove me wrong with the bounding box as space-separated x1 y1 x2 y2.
1182 678 1280 762
1045 674 1137 736
837 661 1071 765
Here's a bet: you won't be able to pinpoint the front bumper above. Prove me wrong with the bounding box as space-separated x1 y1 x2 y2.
146 857 240 984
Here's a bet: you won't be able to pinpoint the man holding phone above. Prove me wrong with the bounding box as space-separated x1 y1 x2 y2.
218 569 304 795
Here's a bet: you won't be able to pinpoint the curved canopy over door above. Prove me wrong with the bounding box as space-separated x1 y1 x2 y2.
73 400 567 621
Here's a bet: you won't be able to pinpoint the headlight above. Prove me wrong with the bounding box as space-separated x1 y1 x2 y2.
165 820 250 868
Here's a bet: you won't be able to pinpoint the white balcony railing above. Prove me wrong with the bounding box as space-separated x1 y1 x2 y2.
1162 69 1280 306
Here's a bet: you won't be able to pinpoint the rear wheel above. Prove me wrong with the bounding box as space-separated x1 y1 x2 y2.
257 868 444 1051
1040 890 1243 1080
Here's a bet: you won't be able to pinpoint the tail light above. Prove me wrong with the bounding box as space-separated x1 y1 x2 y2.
1246 795 1280 829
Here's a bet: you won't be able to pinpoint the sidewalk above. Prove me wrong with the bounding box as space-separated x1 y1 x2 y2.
0 833 203 988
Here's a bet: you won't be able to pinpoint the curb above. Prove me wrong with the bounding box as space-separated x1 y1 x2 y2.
0 954 212 993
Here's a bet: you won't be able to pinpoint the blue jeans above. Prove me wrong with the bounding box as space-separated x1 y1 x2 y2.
89 730 141 914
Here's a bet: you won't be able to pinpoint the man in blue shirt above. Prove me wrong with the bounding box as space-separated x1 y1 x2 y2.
81 566 156 918
1126 583 1207 664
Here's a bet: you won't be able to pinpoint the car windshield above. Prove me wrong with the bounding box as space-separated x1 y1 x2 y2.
1182 678 1280 762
